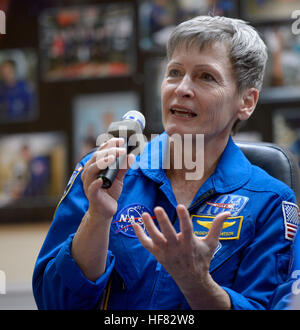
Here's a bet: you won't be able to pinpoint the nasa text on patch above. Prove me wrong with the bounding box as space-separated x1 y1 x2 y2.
112 204 153 238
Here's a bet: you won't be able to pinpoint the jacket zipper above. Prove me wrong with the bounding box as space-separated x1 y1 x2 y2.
171 188 216 224
188 188 216 212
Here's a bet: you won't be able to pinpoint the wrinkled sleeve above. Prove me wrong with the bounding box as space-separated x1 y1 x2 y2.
222 188 296 310
32 156 115 310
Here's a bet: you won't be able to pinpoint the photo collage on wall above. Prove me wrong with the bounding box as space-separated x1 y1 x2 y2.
139 0 237 50
39 3 135 81
0 1 138 221
273 109 300 167
0 132 67 209
241 0 300 102
237 0 300 152
258 24 300 102
0 48 38 123
1 0 300 222
242 0 300 22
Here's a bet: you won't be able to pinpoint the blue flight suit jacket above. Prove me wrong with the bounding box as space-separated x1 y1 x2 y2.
32 133 298 310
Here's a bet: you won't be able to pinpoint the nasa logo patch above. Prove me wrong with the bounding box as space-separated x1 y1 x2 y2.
112 204 153 238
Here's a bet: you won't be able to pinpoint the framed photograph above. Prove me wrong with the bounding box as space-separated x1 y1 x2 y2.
73 92 139 164
0 132 67 221
273 108 300 167
259 24 300 102
39 3 135 81
242 0 300 22
139 0 237 50
144 57 166 134
0 48 37 123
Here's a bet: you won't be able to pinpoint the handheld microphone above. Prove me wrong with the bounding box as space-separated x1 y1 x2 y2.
98 110 146 189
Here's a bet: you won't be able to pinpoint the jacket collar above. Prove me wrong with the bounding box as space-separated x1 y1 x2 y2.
135 132 252 193
212 135 252 193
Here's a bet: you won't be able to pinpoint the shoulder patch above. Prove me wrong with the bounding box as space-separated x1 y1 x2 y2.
60 164 83 200
52 164 84 219
282 201 299 241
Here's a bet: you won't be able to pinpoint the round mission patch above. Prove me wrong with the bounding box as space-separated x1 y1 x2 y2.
112 203 153 238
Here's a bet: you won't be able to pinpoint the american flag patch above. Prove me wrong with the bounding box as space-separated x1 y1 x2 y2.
282 201 299 241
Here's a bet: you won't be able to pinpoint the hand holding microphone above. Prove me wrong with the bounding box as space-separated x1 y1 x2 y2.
73 111 145 281
97 110 146 189
81 110 146 221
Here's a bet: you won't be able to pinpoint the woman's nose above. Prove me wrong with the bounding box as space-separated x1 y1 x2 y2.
174 75 195 98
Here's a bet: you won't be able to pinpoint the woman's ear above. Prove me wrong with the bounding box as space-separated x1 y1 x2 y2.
237 88 259 121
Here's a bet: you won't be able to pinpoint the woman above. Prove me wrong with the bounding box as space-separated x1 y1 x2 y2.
33 16 298 310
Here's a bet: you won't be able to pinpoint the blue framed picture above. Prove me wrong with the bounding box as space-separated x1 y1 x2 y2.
0 48 38 123
72 91 139 164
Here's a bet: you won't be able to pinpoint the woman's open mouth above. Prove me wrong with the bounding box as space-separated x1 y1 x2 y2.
170 107 197 118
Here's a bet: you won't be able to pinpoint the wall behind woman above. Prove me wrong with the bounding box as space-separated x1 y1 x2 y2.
0 222 50 309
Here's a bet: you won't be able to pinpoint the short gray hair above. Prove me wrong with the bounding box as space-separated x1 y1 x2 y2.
167 15 268 93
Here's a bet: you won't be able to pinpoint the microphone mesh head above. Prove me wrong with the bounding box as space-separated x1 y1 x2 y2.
122 110 146 131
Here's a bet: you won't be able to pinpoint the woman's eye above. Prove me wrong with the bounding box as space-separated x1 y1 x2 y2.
202 73 215 82
168 69 181 77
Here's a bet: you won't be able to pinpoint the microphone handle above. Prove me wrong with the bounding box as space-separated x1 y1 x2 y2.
98 140 128 189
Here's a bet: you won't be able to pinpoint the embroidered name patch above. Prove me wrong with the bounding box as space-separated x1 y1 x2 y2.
282 201 299 241
112 204 153 238
197 194 249 217
191 215 244 240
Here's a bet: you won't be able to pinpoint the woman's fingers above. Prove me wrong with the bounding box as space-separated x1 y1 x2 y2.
134 205 193 250
81 137 127 189
98 137 125 150
176 204 193 241
114 153 136 183
204 211 231 249
95 147 126 170
154 207 178 244
82 154 117 191
132 221 154 251
134 205 231 255
142 211 167 248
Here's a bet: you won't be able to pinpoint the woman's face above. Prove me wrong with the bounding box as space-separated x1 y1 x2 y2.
161 42 244 142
